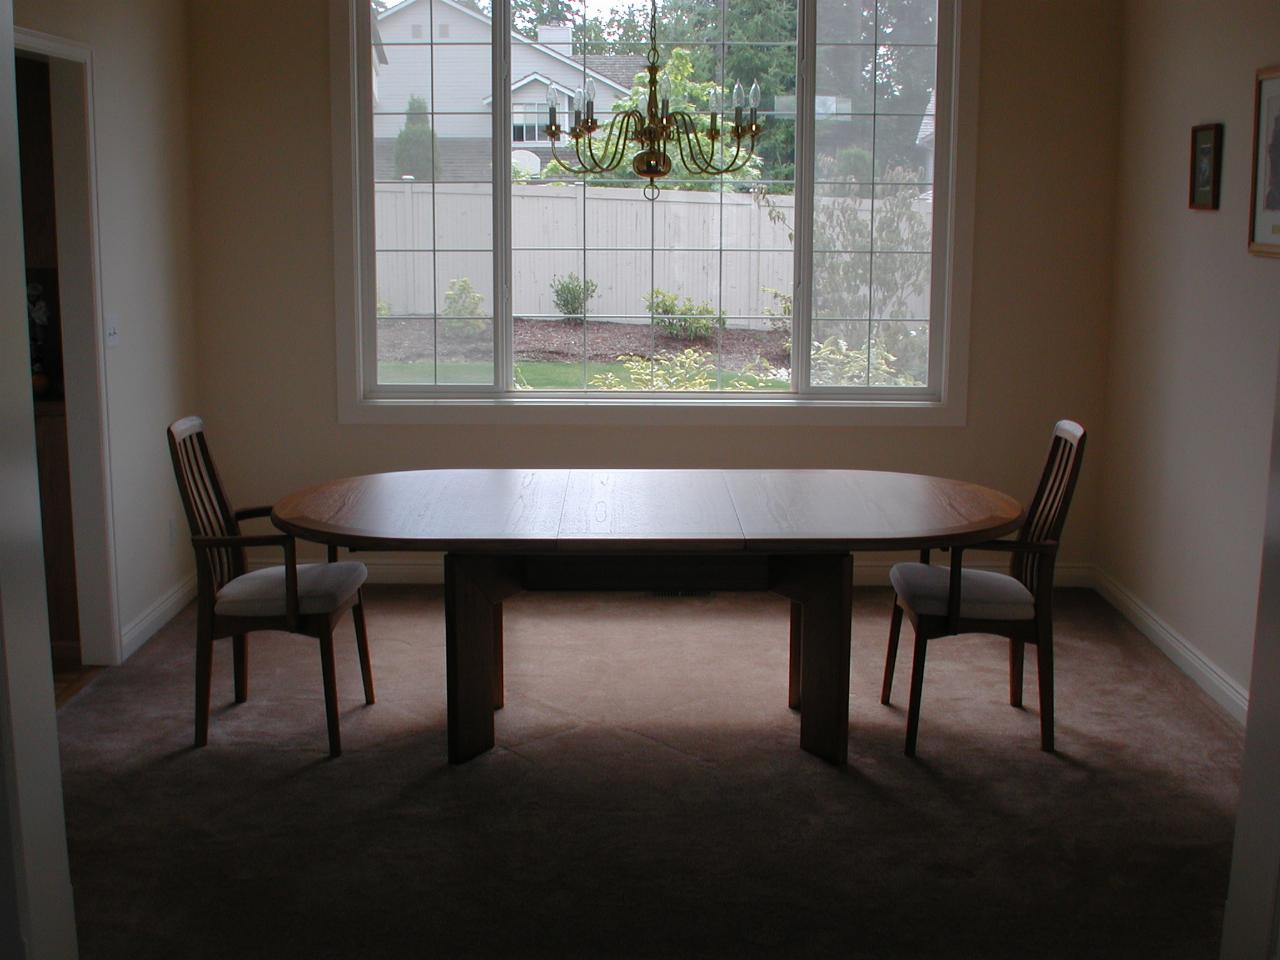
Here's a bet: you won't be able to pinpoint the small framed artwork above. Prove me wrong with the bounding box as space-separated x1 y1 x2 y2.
1250 64 1280 256
1189 123 1223 210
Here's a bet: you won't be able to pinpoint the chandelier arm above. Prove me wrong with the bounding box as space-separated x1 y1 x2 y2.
581 110 637 173
670 111 748 177
669 111 723 175
548 139 595 177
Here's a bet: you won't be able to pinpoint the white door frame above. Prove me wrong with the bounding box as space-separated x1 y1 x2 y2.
1 0 80 953
14 27 121 666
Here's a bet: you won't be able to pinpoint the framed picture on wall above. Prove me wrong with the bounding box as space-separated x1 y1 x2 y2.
1189 124 1223 210
1250 65 1280 256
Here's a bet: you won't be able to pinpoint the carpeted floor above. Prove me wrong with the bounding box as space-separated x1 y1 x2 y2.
56 586 1242 959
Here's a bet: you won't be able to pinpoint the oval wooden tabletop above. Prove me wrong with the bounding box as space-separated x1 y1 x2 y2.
272 469 1022 553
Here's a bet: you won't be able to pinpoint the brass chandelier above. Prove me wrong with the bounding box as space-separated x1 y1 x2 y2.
542 0 762 199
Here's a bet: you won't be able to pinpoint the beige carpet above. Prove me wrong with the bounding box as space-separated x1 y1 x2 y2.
56 586 1242 959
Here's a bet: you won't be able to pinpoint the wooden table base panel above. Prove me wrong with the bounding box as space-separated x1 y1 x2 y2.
445 551 855 767
772 554 854 768
444 555 520 764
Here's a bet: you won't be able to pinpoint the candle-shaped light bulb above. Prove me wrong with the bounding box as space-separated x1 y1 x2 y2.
749 79 761 109
545 85 557 109
658 73 672 115
574 86 584 124
585 78 597 104
732 80 745 109
709 86 721 114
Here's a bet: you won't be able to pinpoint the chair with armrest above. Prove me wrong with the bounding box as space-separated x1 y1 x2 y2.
167 416 374 757
881 419 1086 757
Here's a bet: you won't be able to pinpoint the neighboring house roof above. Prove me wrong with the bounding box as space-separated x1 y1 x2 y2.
378 0 629 95
583 55 648 90
916 90 936 146
483 73 577 105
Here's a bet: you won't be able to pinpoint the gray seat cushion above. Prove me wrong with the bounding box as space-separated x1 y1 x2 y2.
890 562 1035 621
215 561 367 618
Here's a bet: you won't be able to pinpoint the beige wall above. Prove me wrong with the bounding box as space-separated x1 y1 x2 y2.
1101 0 1280 692
13 0 197 650
189 0 1118 573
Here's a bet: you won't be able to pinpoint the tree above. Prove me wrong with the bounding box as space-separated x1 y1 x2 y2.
394 95 437 180
511 0 577 38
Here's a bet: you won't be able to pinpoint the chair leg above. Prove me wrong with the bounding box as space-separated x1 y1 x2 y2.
788 601 802 710
1036 626 1055 753
353 593 375 705
882 600 904 705
319 626 342 758
904 628 929 757
233 634 249 703
1009 639 1024 708
194 620 214 748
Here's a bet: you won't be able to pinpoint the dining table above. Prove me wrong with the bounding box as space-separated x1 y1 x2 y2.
272 469 1022 767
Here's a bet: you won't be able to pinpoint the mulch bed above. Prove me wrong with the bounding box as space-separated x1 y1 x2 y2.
378 316 790 371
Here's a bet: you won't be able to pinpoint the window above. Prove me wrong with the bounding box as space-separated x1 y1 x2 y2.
512 101 548 143
336 0 975 419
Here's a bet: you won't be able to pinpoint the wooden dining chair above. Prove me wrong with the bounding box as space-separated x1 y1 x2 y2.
881 419 1086 757
167 416 374 757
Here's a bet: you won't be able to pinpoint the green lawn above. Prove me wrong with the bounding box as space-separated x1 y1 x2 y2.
378 359 789 391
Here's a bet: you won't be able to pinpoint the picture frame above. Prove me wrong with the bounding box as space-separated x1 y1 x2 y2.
1249 64 1280 256
1189 123 1223 210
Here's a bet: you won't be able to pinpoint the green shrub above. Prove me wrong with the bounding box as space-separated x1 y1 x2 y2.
644 288 726 341
439 277 488 338
551 273 597 323
590 349 718 391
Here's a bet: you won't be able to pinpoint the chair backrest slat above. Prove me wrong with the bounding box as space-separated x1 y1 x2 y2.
1012 420 1087 595
167 417 243 593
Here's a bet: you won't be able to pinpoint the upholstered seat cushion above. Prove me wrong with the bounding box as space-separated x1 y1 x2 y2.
214 562 367 618
889 562 1035 621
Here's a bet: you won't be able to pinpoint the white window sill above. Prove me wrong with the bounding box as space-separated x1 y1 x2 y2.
338 394 967 427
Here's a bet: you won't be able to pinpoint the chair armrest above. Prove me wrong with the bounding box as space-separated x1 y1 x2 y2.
192 533 299 630
233 505 274 521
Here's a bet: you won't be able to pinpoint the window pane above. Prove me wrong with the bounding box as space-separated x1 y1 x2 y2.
376 251 434 315
373 4 493 387
816 44 875 115
811 320 872 387
515 315 586 391
877 0 938 44
817 0 876 44
870 320 928 385
377 316 436 385
435 183 493 249
812 252 870 319
809 4 936 390
872 185 932 252
871 252 930 319
514 249 587 319
437 316 495 385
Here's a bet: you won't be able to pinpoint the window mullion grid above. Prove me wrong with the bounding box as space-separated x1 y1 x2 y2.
791 0 816 394
493 0 513 394
355 0 379 398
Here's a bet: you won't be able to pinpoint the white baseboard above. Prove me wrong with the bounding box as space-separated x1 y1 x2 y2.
119 572 196 662
1092 567 1248 725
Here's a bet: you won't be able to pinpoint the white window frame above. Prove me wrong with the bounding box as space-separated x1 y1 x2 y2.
331 0 980 426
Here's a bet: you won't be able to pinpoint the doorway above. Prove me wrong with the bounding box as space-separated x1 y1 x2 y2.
14 30 120 684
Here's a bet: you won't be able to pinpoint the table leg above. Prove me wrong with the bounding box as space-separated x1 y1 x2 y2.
444 554 520 764
773 554 854 766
